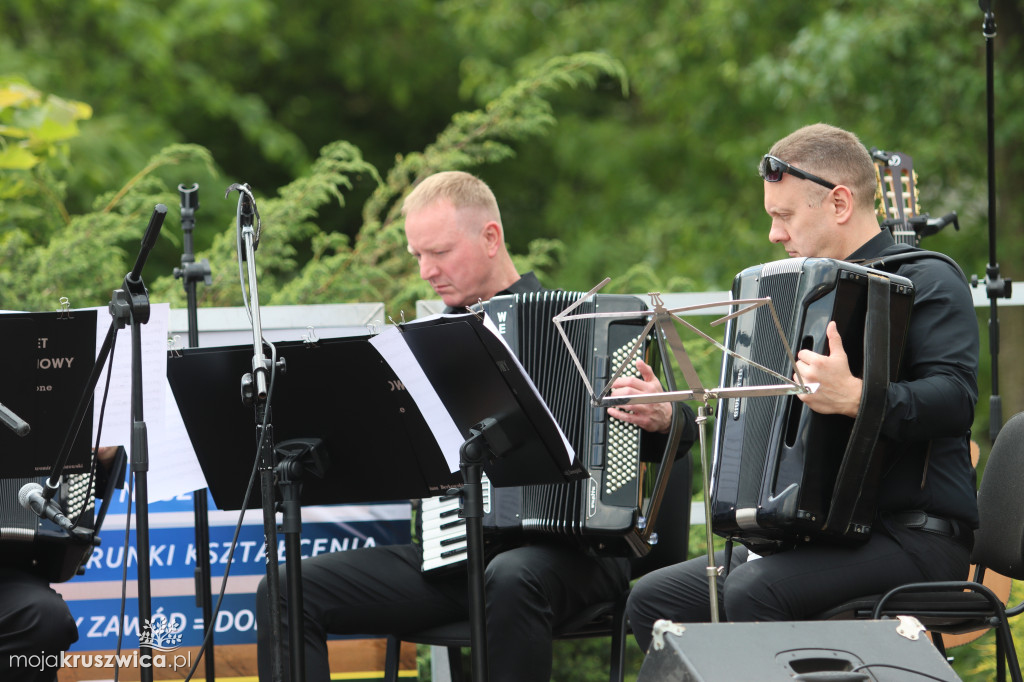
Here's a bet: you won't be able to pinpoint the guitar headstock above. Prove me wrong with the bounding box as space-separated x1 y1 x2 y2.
871 147 920 246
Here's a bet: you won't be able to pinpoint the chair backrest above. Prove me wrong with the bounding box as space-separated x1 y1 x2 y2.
973 411 1024 580
629 451 692 579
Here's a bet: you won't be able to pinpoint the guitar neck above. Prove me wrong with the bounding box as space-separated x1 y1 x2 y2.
887 224 919 246
872 148 920 246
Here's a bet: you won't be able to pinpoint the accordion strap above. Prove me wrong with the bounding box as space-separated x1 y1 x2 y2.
824 272 891 533
852 248 969 284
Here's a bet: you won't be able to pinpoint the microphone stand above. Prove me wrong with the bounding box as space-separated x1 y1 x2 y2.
172 183 216 682
974 1 1013 441
225 183 294 682
117 205 166 682
42 204 167 682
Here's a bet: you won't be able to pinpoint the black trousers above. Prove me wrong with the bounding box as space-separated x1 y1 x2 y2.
0 568 79 682
626 519 971 652
256 542 628 682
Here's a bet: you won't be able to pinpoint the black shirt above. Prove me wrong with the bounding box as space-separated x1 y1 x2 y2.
443 271 543 315
848 230 980 527
498 271 543 296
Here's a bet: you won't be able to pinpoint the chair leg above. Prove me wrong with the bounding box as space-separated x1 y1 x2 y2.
609 592 629 682
994 619 1023 682
447 645 465 682
995 630 1006 682
931 632 948 661
383 635 401 682
609 631 626 682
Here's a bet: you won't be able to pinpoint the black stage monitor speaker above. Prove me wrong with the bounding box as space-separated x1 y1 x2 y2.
636 619 960 682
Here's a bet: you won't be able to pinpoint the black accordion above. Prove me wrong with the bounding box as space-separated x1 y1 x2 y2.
0 474 96 582
710 258 914 552
418 290 655 574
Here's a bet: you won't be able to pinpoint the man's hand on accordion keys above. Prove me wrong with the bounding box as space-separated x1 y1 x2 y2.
793 321 863 418
605 359 673 434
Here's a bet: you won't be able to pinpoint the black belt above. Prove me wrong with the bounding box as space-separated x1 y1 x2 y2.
890 511 973 549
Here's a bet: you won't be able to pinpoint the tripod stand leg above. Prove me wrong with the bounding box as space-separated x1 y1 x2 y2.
192 492 215 679
695 404 722 623
260 462 285 682
460 436 489 682
134 461 155 682
278 460 306 682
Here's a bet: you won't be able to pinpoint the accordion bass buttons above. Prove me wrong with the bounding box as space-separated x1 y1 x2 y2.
730 367 745 420
591 406 607 468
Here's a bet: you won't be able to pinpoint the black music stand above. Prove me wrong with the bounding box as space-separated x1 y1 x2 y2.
0 309 100 582
170 333 444 682
0 309 97 478
167 313 579 682
169 335 456 509
383 313 585 682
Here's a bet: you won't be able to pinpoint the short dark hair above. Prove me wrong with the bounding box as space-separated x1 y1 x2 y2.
768 123 876 211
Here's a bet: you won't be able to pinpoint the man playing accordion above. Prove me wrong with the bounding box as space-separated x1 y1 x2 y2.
256 171 697 682
627 123 979 650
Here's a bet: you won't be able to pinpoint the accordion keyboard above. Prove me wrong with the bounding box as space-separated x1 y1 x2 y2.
419 477 491 574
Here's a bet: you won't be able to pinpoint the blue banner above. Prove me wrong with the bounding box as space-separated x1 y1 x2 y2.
58 488 411 651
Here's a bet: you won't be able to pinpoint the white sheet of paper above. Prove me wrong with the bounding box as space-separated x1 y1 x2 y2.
90 303 208 501
369 325 464 472
148 378 208 501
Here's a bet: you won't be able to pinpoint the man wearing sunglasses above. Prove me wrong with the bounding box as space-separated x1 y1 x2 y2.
626 123 980 651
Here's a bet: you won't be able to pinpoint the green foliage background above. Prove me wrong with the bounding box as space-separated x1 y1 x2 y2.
3 1 1023 679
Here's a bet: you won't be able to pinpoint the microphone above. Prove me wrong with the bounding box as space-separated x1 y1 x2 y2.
239 189 254 221
239 187 261 251
18 482 92 540
225 182 261 252
0 400 30 436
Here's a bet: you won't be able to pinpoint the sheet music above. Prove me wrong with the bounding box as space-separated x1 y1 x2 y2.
149 379 208 501
369 323 465 472
89 303 208 500
370 312 576 474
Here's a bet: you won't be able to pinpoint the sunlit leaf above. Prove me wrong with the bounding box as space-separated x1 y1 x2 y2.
0 146 40 170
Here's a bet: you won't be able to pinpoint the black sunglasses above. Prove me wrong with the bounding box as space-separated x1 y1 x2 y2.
759 154 836 190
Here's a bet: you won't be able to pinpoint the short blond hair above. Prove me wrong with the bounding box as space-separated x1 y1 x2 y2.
768 123 876 212
401 171 502 224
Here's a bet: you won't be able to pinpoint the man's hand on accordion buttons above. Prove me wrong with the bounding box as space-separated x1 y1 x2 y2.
794 321 862 418
606 359 672 434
